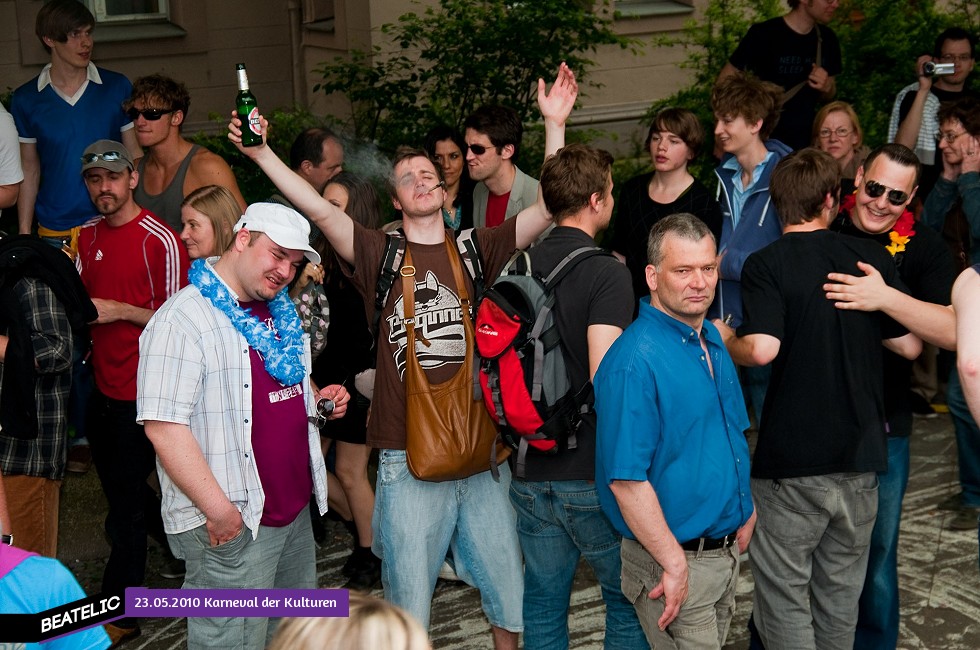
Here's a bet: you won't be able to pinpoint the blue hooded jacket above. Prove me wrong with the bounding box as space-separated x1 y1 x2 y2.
709 138 793 326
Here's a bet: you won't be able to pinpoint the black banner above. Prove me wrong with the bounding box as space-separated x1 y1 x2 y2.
0 590 125 643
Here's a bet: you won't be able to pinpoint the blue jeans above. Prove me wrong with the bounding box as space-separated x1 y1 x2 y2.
509 479 645 650
372 449 523 631
751 473 878 650
855 436 909 650
949 368 980 507
169 512 315 650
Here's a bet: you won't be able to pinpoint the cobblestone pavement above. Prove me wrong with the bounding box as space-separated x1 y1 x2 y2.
57 413 980 649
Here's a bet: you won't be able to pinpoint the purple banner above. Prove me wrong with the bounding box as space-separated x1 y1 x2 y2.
125 588 349 618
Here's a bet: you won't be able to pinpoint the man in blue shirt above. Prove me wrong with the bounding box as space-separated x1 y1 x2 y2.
594 213 755 649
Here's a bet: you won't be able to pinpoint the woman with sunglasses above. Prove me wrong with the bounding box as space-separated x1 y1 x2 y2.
423 126 475 233
813 101 869 197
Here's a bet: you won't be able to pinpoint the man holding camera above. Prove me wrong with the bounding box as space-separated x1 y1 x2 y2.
137 203 349 650
889 28 977 200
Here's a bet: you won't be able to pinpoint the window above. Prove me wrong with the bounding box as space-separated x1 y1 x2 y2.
615 0 693 18
86 0 170 24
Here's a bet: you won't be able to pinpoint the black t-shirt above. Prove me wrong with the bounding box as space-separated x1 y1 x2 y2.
739 230 908 479
611 173 723 304
899 86 978 199
520 226 634 481
729 17 843 151
833 214 955 437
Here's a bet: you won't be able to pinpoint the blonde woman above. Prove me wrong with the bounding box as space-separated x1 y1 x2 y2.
813 101 869 196
179 185 241 259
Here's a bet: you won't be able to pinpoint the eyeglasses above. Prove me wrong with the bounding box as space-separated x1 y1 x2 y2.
80 151 126 165
935 130 967 144
819 127 852 139
308 397 335 429
939 53 974 63
863 180 910 206
467 143 495 156
126 107 172 121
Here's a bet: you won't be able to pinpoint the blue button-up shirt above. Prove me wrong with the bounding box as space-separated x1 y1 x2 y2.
594 299 752 543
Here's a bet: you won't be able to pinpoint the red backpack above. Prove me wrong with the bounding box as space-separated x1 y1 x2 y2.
474 246 609 478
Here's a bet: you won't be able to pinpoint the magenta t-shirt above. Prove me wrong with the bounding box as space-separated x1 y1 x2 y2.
245 300 313 527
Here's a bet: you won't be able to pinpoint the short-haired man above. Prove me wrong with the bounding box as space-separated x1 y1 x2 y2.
129 74 246 232
512 143 645 649
231 64 576 650
138 203 348 650
11 0 138 242
715 148 921 649
718 0 842 151
821 143 956 647
889 27 977 200
289 127 344 195
464 104 539 229
595 213 755 649
76 139 188 645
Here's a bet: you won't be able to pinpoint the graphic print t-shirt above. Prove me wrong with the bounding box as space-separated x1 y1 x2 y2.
246 300 312 526
342 219 519 449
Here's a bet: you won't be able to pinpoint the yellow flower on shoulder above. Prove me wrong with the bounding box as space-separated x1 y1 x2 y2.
886 231 910 256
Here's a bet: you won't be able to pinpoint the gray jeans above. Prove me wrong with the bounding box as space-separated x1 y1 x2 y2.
621 536 740 649
750 472 878 650
168 512 315 650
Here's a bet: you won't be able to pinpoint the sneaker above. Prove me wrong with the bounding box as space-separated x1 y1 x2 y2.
104 623 141 648
66 445 93 474
948 508 980 530
160 558 186 580
909 392 938 419
937 492 964 511
438 560 462 582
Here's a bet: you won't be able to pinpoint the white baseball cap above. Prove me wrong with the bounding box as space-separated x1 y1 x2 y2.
233 203 321 264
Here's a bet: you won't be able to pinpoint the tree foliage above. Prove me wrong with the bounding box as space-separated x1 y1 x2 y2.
313 0 635 160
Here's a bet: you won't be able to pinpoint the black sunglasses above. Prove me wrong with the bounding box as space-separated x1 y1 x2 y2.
126 108 172 121
863 180 909 207
467 143 495 156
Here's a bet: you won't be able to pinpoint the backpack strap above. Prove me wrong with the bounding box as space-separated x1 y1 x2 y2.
372 230 407 348
456 228 485 314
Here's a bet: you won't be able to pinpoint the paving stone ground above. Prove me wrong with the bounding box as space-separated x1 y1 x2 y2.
57 413 980 649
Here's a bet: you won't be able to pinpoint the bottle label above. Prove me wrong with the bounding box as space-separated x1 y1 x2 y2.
247 107 262 136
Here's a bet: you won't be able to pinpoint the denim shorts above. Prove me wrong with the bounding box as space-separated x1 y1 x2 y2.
372 449 523 631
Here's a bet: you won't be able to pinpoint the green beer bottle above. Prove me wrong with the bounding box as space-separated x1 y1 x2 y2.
236 63 262 147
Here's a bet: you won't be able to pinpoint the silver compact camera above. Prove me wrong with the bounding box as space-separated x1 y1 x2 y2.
923 61 955 76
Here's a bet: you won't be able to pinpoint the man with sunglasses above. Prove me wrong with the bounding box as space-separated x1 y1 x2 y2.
127 74 247 233
10 0 138 243
464 105 540 230
715 148 921 650
822 143 956 649
76 139 189 646
889 27 977 201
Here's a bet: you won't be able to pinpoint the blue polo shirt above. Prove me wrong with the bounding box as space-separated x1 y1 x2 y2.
594 299 752 544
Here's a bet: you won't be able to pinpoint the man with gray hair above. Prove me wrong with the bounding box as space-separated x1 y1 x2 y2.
138 202 350 650
595 213 755 648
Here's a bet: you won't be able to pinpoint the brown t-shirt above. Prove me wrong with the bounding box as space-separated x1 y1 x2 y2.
342 219 519 449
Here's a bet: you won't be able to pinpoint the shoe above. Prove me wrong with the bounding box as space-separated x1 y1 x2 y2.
937 492 964 511
343 548 381 591
909 392 938 419
66 445 93 474
948 508 980 531
160 557 186 580
438 560 462 582
104 623 141 647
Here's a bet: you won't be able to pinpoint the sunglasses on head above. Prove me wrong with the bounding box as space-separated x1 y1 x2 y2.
863 180 909 207
126 107 172 121
81 151 126 165
467 143 494 156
